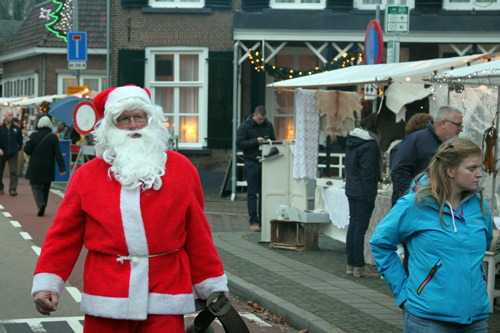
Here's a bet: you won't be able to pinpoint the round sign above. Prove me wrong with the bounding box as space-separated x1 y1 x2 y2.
364 20 384 65
73 100 98 135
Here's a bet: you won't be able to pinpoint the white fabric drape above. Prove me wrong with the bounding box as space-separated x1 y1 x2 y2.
293 88 319 181
321 187 350 229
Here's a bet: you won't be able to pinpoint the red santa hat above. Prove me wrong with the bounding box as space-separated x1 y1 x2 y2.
93 85 152 119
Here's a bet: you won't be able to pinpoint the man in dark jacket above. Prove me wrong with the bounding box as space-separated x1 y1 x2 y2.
24 116 66 216
236 106 276 232
0 111 23 196
390 105 463 201
345 113 381 279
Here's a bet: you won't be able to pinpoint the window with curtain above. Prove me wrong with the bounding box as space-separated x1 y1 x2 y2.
270 53 318 141
2 74 38 97
147 47 208 148
270 0 325 9
443 0 499 10
149 0 205 8
355 0 415 10
57 74 107 94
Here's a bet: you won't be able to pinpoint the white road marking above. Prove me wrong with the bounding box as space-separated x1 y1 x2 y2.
32 245 41 256
0 204 4 209
10 220 21 227
50 189 65 199
66 287 82 303
20 231 33 240
66 318 84 333
2 211 12 217
0 317 84 333
28 322 47 332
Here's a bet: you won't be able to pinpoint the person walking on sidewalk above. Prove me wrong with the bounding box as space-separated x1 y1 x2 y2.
24 116 66 217
0 110 23 196
31 85 228 332
371 137 492 332
236 105 276 232
344 113 381 279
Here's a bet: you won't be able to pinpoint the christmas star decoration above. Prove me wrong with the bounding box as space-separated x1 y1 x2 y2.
39 8 52 20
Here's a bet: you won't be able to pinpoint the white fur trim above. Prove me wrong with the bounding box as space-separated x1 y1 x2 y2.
193 274 229 300
32 273 65 297
148 293 196 315
120 187 149 318
349 127 373 141
81 292 196 319
105 86 151 110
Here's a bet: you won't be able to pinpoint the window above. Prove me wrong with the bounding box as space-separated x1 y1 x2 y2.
267 53 319 141
57 74 107 94
2 74 37 97
149 0 205 8
270 0 326 10
354 0 414 10
443 0 500 10
146 47 208 149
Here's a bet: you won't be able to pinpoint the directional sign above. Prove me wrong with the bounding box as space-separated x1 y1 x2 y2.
364 20 384 65
67 31 88 62
385 6 410 34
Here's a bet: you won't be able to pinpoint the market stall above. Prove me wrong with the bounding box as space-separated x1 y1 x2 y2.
260 53 500 251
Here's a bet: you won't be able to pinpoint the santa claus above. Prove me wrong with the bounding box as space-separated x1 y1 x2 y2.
32 85 228 332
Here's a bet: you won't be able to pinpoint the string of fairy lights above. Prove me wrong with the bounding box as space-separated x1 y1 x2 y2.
248 49 363 80
40 0 73 42
432 66 500 116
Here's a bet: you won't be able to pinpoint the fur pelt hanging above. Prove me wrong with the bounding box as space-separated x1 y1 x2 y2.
482 125 498 175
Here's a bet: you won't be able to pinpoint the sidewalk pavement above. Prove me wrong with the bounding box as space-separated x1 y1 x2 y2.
203 193 500 332
24 183 500 332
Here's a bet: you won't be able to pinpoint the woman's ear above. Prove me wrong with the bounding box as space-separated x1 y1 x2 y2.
446 167 455 179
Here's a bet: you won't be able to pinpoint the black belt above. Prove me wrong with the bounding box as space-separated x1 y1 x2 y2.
186 292 249 333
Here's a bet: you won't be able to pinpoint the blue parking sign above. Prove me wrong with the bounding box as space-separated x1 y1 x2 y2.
67 31 88 62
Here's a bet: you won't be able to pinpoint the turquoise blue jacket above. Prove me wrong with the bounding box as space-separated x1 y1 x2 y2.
370 188 493 324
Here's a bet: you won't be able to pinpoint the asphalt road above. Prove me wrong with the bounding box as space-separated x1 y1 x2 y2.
0 178 298 332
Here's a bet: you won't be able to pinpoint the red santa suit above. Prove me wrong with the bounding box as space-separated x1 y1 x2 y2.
31 150 228 320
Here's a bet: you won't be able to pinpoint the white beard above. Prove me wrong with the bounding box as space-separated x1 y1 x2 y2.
101 126 167 191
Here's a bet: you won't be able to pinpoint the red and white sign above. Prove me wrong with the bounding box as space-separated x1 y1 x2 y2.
73 100 99 135
364 20 384 65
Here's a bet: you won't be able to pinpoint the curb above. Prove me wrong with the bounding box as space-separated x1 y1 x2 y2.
226 272 344 333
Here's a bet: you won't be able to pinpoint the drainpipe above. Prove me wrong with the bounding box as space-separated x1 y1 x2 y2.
42 54 46 96
231 41 240 201
106 0 110 88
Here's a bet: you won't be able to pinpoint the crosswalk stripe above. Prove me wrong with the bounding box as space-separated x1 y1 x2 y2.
66 287 82 303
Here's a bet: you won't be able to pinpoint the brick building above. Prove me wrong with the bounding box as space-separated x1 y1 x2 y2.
1 0 500 174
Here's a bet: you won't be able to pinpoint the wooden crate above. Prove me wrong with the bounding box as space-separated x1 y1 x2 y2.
270 219 326 251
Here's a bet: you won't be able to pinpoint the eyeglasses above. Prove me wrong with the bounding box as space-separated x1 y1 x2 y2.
116 114 147 125
445 120 463 130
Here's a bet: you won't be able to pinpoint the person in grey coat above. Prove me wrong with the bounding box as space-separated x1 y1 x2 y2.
24 116 66 216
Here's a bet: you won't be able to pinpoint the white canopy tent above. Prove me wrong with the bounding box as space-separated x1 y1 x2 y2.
267 53 496 89
0 97 25 106
9 94 68 106
431 59 500 86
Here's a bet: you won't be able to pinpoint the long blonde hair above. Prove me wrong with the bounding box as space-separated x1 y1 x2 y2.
415 137 487 228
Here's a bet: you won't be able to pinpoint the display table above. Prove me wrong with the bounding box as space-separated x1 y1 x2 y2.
316 186 393 265
269 219 329 251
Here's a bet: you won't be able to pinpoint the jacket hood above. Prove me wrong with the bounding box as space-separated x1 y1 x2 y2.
349 128 373 141
346 128 379 150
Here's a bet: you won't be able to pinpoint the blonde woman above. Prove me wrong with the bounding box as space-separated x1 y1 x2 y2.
371 137 493 332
